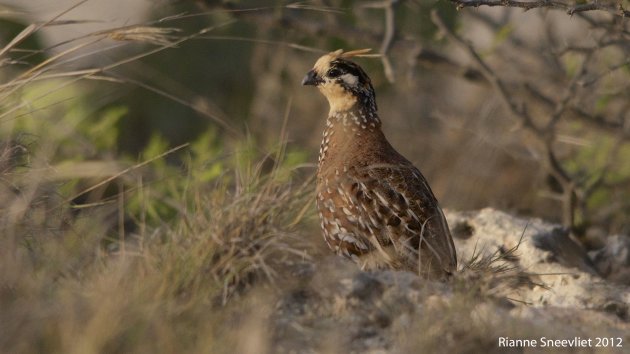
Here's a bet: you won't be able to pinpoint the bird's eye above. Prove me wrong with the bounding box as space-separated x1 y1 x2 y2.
327 68 342 77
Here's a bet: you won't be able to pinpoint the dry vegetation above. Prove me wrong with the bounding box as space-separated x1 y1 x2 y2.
0 8 315 350
1 1 629 353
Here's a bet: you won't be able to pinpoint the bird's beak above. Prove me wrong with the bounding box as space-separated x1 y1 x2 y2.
301 69 322 86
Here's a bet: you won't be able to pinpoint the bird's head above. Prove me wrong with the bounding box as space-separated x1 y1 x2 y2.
302 49 377 113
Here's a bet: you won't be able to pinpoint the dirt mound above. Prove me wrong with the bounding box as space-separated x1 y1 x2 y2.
271 208 630 353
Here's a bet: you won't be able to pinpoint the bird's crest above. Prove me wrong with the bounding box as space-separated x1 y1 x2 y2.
337 48 374 59
313 48 375 74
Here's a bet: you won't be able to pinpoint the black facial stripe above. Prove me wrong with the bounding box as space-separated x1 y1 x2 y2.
330 60 363 79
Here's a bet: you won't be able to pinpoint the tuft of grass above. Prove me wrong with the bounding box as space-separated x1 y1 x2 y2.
146 159 315 306
453 228 549 303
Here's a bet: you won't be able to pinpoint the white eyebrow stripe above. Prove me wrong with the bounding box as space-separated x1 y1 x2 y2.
340 73 358 86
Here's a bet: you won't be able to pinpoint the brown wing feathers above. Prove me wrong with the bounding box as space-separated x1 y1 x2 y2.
306 49 457 278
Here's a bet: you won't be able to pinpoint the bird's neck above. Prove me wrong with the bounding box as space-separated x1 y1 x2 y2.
318 106 381 166
327 106 382 132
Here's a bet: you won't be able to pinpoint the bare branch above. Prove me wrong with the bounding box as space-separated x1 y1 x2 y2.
431 9 593 230
448 0 630 18
431 10 541 134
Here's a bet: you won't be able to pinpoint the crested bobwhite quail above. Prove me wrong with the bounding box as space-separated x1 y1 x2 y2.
302 49 457 278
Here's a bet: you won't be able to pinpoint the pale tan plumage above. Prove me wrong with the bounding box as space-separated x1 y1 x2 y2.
302 49 457 278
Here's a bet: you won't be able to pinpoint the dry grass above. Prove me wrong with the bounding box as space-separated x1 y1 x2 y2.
0 13 315 351
0 139 315 353
454 228 549 300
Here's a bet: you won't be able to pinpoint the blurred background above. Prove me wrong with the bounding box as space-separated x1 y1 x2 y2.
2 0 629 240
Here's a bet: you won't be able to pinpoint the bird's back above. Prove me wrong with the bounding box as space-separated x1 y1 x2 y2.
316 110 457 278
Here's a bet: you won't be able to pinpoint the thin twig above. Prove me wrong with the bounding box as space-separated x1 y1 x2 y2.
361 0 399 82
